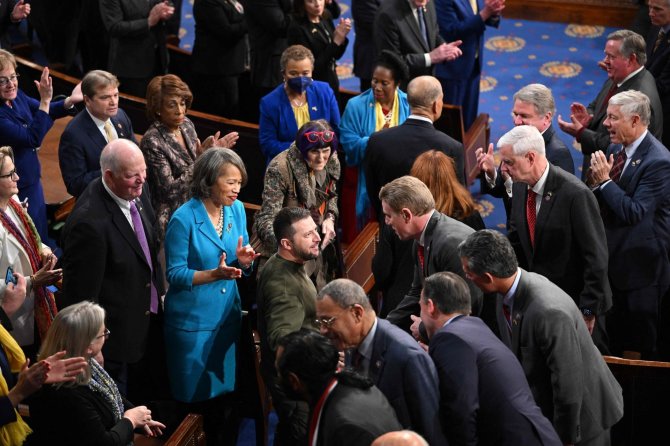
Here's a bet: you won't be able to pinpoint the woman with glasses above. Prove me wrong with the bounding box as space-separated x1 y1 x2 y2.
25 301 166 445
0 146 61 360
259 45 340 165
253 119 341 289
0 49 83 249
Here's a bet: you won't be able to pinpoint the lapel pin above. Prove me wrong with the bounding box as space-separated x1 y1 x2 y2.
226 222 233 233
311 28 318 34
312 106 318 112
117 123 122 129
544 191 553 201
375 360 382 368
631 159 641 166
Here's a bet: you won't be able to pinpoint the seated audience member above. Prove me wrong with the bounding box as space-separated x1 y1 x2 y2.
164 148 257 445
364 76 464 219
340 50 410 239
458 230 624 445
645 0 670 148
316 278 447 445
558 29 663 179
259 45 340 164
191 0 248 118
59 70 137 198
26 301 165 445
373 150 483 317
141 74 238 244
277 329 402 446
256 207 320 446
379 176 482 333
0 146 61 359
0 49 82 248
420 272 561 446
0 319 85 444
99 0 174 98
372 431 429 446
253 120 340 289
287 0 351 96
588 90 670 360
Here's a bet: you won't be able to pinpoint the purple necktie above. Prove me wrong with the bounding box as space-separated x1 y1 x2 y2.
130 200 158 313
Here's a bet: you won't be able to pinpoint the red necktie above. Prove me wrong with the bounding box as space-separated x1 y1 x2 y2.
598 84 617 116
417 245 425 272
526 190 537 247
609 149 627 183
503 303 512 325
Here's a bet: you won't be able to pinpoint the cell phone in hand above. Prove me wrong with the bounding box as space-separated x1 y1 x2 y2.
5 266 17 285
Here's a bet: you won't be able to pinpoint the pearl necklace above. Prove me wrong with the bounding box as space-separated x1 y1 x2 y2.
215 206 224 237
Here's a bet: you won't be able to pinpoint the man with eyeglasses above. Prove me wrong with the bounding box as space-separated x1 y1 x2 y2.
316 278 446 445
558 29 663 180
256 207 321 446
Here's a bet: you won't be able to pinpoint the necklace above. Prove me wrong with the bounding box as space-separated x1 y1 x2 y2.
383 108 393 126
291 96 306 107
215 206 224 237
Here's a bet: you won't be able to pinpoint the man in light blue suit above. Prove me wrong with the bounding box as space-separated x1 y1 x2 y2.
435 0 504 129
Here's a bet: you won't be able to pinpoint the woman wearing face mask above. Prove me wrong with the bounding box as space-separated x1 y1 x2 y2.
259 45 340 165
338 50 410 241
253 119 341 290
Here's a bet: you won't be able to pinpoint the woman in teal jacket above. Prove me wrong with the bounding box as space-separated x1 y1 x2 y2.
339 51 410 236
164 147 258 443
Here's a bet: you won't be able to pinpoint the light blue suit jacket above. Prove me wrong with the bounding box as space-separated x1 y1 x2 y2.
259 80 341 164
340 88 409 223
164 198 249 331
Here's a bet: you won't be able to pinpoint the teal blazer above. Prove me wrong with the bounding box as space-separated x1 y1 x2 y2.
164 198 249 331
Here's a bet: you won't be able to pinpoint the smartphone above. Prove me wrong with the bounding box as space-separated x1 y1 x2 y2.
5 266 17 285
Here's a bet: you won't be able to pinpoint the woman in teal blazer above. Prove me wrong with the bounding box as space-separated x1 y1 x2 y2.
163 148 258 441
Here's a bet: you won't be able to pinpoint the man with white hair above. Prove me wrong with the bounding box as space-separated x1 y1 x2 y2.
497 125 611 351
589 89 670 359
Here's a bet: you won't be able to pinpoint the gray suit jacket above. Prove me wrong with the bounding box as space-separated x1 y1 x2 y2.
386 211 482 331
578 68 663 177
498 270 623 444
374 0 445 81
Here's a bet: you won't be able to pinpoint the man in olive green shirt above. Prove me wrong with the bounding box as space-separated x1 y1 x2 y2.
256 207 321 446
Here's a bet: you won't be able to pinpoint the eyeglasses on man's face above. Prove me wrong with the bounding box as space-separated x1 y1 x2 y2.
0 73 19 88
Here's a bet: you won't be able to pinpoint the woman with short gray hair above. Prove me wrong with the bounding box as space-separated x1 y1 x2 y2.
163 147 258 443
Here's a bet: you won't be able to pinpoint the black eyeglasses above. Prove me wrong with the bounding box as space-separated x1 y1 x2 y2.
94 328 111 340
304 130 334 144
0 73 19 87
0 169 17 179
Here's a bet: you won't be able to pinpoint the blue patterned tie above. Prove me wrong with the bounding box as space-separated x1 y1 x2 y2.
417 7 429 47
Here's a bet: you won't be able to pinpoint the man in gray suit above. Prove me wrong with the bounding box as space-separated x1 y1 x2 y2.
558 29 663 179
380 176 483 335
458 230 623 446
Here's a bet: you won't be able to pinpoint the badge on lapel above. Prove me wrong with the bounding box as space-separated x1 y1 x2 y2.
312 106 318 112
543 191 553 202
631 159 641 167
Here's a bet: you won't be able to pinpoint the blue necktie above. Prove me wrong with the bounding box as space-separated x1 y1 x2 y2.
417 7 428 47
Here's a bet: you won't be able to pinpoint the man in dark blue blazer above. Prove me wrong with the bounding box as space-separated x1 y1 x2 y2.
435 0 503 130
589 90 670 359
316 278 447 445
645 0 670 147
420 271 561 446
59 70 136 198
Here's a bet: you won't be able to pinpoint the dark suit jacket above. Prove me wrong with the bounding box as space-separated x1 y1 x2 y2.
430 315 561 446
596 132 670 293
317 377 402 446
352 0 381 80
386 212 482 331
58 108 137 198
499 270 623 444
192 0 248 76
26 383 134 446
100 0 168 79
288 16 348 94
374 0 445 81
364 117 464 216
480 124 574 220
243 0 292 88
578 68 663 176
645 25 670 147
354 319 446 445
508 165 611 315
60 179 164 364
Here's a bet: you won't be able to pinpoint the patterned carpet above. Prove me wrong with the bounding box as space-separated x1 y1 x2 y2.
179 2 617 233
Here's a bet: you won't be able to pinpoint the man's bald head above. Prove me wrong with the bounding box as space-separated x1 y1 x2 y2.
371 430 429 446
407 76 442 109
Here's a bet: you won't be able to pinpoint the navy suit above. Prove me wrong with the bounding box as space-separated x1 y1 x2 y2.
645 25 670 148
430 315 561 446
596 132 670 357
58 108 137 197
0 89 70 245
350 318 446 445
435 0 500 130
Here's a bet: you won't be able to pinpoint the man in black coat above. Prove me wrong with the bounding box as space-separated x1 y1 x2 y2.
364 75 464 218
645 0 670 148
60 139 167 403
